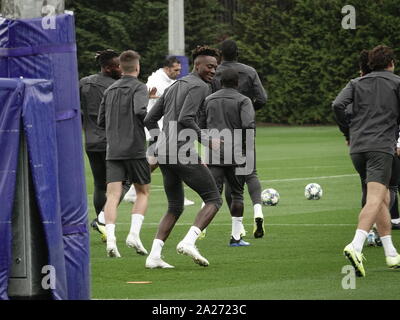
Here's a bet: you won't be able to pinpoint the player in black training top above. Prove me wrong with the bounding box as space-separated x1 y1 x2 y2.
213 39 268 239
333 45 400 276
80 49 127 242
98 50 150 258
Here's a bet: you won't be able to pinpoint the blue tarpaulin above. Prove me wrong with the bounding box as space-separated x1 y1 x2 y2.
0 14 89 300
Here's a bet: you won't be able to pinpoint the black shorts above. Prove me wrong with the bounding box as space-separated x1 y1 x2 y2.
351 152 394 187
159 162 222 215
106 158 151 185
208 165 245 202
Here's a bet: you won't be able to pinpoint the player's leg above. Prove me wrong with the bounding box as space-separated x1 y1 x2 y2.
104 181 123 258
104 160 126 258
375 188 400 268
126 183 150 255
86 151 108 240
389 157 400 229
176 162 222 267
146 164 184 269
344 152 393 275
124 159 151 255
225 166 249 247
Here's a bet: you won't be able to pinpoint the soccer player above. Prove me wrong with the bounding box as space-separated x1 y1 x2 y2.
332 45 400 276
213 39 268 239
205 68 256 246
333 49 400 247
79 49 126 242
98 50 150 258
144 46 222 269
123 56 195 206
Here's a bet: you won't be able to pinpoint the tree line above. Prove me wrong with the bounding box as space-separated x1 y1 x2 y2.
66 0 400 124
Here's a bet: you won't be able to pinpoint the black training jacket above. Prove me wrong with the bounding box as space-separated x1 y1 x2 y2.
332 70 400 155
213 61 268 111
98 75 148 160
80 73 116 152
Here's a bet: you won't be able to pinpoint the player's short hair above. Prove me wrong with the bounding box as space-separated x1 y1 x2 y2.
368 45 395 71
359 50 371 75
220 39 238 61
119 50 140 73
95 49 119 68
191 45 220 64
221 68 239 88
163 56 181 68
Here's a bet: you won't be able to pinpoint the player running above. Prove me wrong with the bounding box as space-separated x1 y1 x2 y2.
98 50 150 258
80 49 129 242
333 45 400 276
213 39 268 239
205 68 256 247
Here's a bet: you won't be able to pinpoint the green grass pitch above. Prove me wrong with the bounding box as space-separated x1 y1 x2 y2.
86 126 400 300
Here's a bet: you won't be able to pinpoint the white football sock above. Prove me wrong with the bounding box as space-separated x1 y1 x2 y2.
254 204 263 219
182 226 201 245
381 235 398 257
129 213 144 236
98 211 105 224
149 239 164 259
391 218 400 224
351 229 368 253
232 217 243 240
105 224 116 242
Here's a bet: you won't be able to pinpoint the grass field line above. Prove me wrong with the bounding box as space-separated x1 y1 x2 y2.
115 222 355 227
260 173 357 183
146 173 358 191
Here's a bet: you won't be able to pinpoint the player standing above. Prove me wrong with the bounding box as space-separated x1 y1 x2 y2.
98 50 150 258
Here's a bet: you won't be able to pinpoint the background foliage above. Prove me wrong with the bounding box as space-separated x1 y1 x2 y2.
65 0 400 124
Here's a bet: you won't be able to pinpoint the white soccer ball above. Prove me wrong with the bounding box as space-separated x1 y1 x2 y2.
261 188 280 206
305 183 323 200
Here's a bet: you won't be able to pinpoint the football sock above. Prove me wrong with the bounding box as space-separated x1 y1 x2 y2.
254 203 263 219
351 229 368 253
182 226 201 245
232 217 243 240
149 239 164 258
381 235 398 257
105 224 116 242
98 211 105 224
129 213 144 236
391 218 400 224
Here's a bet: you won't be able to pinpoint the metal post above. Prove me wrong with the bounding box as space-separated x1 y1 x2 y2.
168 0 189 77
1 0 64 19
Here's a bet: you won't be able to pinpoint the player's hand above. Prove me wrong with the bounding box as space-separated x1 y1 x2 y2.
149 87 158 99
210 138 221 150
396 148 400 157
147 155 158 165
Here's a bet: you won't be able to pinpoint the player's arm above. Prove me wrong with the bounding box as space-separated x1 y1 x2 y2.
133 83 149 122
332 80 354 142
97 94 106 130
240 97 256 129
144 90 165 139
251 71 268 111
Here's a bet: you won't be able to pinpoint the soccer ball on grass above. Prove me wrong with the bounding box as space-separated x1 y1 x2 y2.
261 188 280 206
